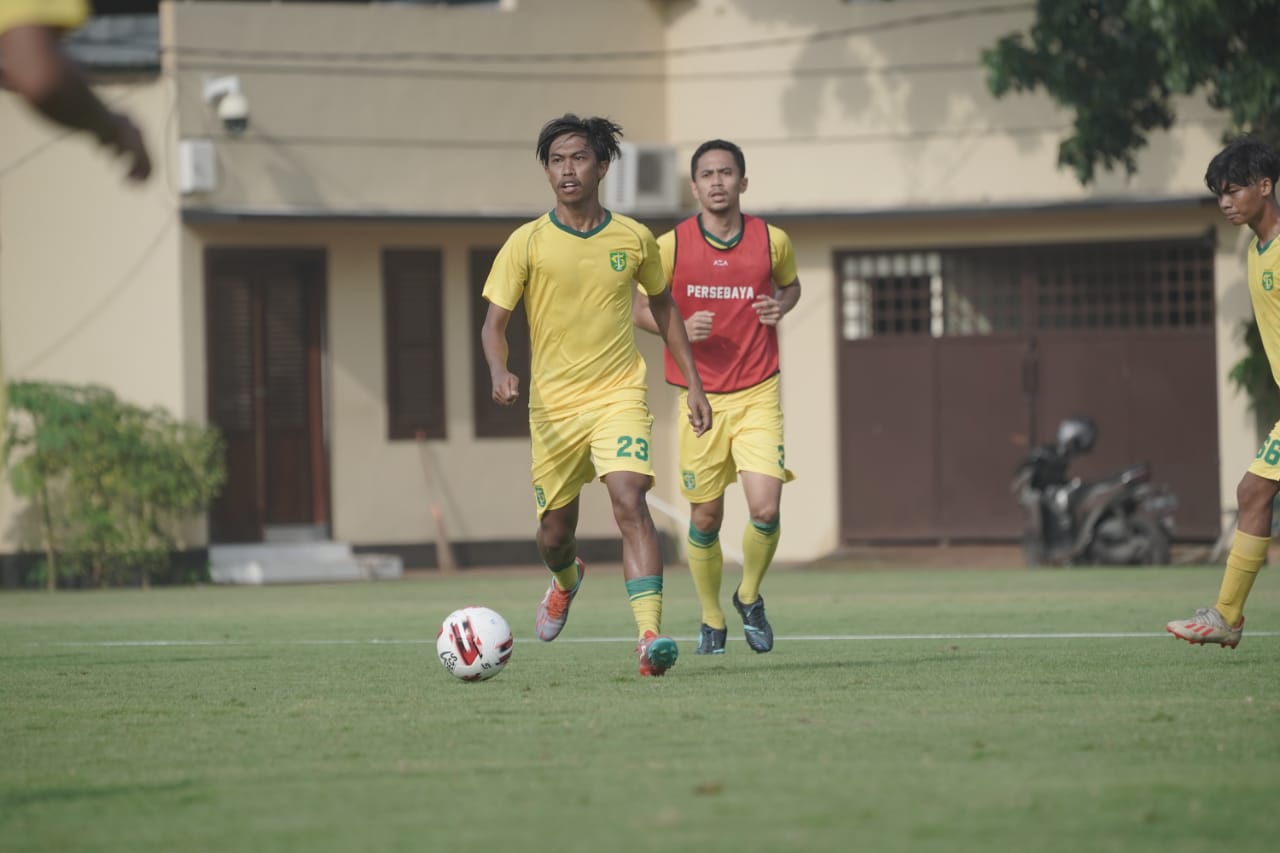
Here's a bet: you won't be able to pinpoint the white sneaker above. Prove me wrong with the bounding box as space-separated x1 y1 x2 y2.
1165 607 1243 649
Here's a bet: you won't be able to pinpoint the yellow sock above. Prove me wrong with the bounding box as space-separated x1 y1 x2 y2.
548 557 580 592
625 575 663 637
1216 529 1267 626
738 518 780 604
687 525 725 629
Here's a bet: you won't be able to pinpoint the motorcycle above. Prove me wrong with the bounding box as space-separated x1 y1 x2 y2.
1012 417 1177 567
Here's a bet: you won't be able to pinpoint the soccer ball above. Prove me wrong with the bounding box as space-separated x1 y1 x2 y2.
436 606 514 682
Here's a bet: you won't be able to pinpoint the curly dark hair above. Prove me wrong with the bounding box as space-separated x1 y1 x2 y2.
535 114 624 166
1205 137 1280 196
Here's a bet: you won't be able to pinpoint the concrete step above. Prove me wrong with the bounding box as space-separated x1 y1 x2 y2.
209 542 401 585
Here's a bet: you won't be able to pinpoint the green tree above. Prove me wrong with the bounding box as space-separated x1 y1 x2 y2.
983 0 1280 184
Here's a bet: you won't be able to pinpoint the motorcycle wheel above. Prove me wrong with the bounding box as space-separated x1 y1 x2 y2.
1133 517 1172 565
1087 514 1171 565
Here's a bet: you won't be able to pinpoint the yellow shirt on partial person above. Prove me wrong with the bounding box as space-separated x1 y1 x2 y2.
0 0 88 33
1247 236 1280 390
483 210 666 421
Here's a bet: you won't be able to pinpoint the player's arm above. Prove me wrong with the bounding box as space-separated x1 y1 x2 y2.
480 301 520 406
753 227 802 326
756 277 802 326
634 289 715 342
0 24 151 181
648 287 712 436
633 231 714 341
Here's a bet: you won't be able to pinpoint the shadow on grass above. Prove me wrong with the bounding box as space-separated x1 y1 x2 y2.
679 649 982 677
1 778 198 809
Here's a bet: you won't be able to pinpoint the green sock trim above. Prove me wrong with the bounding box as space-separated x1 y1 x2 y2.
625 575 663 600
688 523 720 548
751 517 779 535
545 558 577 573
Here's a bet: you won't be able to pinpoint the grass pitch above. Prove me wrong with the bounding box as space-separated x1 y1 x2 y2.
2 565 1278 853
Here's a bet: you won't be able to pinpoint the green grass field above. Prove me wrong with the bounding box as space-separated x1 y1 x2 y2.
2 564 1278 853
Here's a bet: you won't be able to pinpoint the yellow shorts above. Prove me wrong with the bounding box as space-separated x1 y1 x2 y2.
677 375 795 504
529 398 655 515
1248 420 1280 480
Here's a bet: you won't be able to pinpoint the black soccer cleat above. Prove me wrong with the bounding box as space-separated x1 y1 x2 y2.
696 623 727 655
732 589 774 653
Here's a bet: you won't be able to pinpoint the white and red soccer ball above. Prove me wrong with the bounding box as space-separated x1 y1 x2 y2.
436 606 514 681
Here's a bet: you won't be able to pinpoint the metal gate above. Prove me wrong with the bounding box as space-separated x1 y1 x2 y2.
835 237 1219 543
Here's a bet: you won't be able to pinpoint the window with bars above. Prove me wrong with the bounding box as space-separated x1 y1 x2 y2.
383 249 446 440
836 238 1214 340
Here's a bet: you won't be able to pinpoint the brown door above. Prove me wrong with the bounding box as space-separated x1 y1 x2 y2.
835 238 1220 544
206 249 329 543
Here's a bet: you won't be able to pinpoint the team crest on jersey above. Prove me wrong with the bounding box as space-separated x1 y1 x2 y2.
1264 271 1275 292
609 251 628 272
682 471 696 490
534 485 546 508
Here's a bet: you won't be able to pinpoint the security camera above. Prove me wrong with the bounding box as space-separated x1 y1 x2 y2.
203 75 249 136
217 91 249 135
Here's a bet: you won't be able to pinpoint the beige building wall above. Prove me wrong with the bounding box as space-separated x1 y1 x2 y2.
168 0 670 216
660 1 1223 209
1 81 179 408
0 78 182 538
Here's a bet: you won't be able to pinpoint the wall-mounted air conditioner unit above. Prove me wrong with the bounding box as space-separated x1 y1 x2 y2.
177 138 218 194
602 142 679 214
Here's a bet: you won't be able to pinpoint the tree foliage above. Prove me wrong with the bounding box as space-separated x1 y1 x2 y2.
983 0 1280 184
3 382 225 589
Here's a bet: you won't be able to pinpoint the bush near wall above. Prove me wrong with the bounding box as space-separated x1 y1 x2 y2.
2 382 225 590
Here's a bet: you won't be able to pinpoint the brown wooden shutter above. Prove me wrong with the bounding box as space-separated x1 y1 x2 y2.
383 249 446 440
470 247 530 438
207 268 259 542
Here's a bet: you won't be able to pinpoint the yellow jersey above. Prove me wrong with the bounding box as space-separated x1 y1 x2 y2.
484 210 665 420
0 0 88 33
1249 235 1280 388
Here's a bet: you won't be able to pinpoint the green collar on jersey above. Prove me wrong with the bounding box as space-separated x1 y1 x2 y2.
1259 237 1275 255
550 209 612 238
698 214 743 250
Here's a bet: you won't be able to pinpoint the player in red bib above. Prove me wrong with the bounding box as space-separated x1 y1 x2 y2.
633 139 801 654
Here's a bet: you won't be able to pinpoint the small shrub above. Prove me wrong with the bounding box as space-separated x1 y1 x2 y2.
3 382 225 589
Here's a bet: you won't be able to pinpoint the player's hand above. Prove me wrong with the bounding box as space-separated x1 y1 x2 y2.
491 371 520 406
100 111 152 182
686 387 712 437
752 295 783 326
685 310 715 342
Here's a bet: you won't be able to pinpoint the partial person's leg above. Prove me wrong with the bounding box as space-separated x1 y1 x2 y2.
604 470 664 634
688 498 726 629
538 500 582 590
530 413 593 642
604 470 679 675
1217 471 1277 625
737 471 783 604
533 500 587 642
1168 463 1278 647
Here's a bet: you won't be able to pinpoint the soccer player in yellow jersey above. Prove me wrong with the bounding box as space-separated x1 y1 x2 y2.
0 0 152 459
481 115 712 676
633 140 801 655
1167 137 1280 648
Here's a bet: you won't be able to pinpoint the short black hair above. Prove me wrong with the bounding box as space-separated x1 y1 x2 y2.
535 114 623 166
689 139 746 180
1205 137 1280 196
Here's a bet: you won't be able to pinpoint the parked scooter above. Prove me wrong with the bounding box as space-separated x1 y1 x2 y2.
1012 417 1177 566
